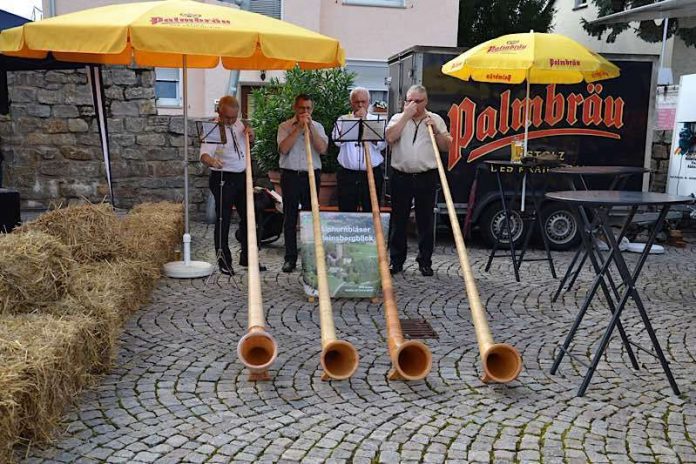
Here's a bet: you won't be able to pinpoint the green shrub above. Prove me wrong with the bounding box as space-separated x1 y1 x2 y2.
250 66 355 174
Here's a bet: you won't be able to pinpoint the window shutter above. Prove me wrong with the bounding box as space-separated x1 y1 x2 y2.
249 0 281 19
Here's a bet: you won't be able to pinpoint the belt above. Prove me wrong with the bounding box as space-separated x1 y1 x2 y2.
281 169 318 175
340 164 383 174
211 170 244 176
393 168 436 177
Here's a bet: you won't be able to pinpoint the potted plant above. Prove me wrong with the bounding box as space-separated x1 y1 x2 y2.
372 100 388 114
250 66 355 206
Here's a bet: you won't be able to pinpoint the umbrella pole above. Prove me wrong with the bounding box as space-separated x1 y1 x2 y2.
521 74 530 212
162 56 213 279
182 55 191 264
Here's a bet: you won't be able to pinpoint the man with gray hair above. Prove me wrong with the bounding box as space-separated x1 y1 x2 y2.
385 84 452 276
333 87 387 212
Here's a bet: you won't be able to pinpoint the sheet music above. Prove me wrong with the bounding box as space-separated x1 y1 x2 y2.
362 119 385 142
196 121 225 144
334 117 386 142
335 118 361 142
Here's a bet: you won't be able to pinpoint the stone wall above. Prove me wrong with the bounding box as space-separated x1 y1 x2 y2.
650 129 672 193
0 67 208 216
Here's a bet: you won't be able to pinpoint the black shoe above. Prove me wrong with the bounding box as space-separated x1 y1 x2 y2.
239 254 267 272
389 263 403 275
219 265 235 276
419 264 434 277
282 261 296 273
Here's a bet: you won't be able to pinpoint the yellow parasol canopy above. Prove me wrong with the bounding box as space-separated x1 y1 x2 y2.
0 0 345 69
441 31 619 84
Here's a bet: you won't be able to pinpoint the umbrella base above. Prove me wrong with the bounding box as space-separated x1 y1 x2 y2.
163 260 214 279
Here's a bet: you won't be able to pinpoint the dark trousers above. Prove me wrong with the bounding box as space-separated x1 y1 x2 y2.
281 169 321 263
209 170 247 268
337 165 384 212
389 168 438 267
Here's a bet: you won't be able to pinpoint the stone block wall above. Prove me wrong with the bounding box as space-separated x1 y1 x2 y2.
0 67 209 216
650 130 672 193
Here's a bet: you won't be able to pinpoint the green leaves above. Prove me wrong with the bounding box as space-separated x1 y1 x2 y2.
250 67 355 173
457 0 555 47
581 0 696 47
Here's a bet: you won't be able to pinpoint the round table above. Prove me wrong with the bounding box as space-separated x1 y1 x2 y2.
548 167 651 302
545 189 693 397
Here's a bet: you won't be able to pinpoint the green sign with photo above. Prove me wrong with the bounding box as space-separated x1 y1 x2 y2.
300 212 389 299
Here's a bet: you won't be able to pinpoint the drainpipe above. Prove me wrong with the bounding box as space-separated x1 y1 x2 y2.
47 0 56 17
657 17 673 86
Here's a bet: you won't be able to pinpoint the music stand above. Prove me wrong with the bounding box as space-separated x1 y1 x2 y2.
333 116 387 207
196 120 226 144
334 116 385 144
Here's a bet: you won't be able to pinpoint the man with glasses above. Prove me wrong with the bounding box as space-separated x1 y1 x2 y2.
200 95 265 275
277 94 329 273
385 85 452 276
333 87 387 212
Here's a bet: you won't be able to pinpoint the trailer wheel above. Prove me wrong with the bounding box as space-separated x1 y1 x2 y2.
540 204 580 251
480 202 526 248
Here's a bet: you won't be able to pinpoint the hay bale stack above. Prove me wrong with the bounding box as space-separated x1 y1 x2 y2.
0 313 100 461
17 203 123 263
121 202 184 266
68 259 159 316
44 297 122 375
0 232 74 315
62 259 159 371
0 202 180 458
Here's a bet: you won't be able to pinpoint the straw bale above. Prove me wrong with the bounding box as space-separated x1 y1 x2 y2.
63 259 159 370
68 258 159 316
17 203 123 263
121 202 184 266
0 313 101 461
0 232 74 315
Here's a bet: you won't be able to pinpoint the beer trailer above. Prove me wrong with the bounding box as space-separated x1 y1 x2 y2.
387 46 659 250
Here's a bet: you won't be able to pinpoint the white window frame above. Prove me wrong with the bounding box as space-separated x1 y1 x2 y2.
155 68 182 108
342 0 406 8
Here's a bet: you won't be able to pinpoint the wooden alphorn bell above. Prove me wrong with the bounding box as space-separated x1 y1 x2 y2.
362 141 432 381
427 125 522 383
237 128 278 381
303 123 359 380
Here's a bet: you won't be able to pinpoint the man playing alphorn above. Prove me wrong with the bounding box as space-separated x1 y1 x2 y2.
385 85 453 277
277 94 329 273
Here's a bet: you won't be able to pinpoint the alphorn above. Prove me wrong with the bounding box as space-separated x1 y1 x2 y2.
362 141 432 381
237 128 278 381
303 123 359 380
427 125 522 383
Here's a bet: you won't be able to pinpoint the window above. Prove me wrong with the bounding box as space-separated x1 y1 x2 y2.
249 0 282 19
343 0 406 7
155 68 181 107
573 0 588 9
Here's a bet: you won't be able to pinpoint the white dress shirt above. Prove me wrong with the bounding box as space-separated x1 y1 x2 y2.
333 113 387 171
199 120 247 173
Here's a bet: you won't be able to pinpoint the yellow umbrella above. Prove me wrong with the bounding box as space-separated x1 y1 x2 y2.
442 31 619 85
0 0 345 274
0 0 345 69
442 31 619 209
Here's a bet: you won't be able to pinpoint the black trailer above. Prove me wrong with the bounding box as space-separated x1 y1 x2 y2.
387 46 658 250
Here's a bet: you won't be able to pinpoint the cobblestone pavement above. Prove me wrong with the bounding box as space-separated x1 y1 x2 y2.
20 223 696 463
